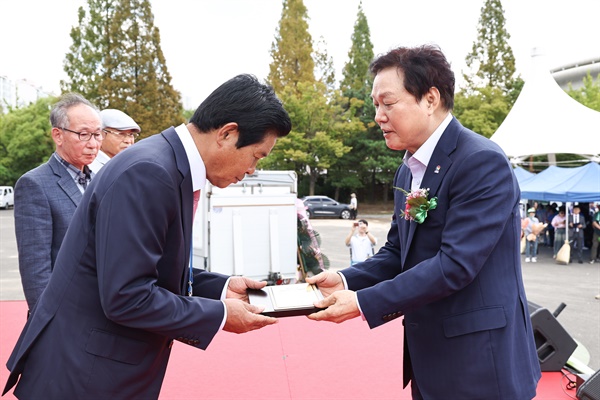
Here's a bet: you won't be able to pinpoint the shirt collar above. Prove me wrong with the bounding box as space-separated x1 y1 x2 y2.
406 112 453 168
53 152 91 186
174 124 206 191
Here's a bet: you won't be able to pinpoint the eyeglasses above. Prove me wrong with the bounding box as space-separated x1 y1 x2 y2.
103 129 140 140
60 127 105 142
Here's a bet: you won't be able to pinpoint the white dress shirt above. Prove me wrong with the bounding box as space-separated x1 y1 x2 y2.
174 124 227 330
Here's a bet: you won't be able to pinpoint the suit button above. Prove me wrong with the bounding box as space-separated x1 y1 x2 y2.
409 323 418 329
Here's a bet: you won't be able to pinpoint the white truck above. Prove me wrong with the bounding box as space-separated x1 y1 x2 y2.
192 170 299 284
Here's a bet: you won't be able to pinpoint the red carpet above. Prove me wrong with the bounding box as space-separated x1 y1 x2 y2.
0 301 576 399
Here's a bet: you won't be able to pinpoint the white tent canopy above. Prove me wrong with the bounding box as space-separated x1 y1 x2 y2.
490 55 600 162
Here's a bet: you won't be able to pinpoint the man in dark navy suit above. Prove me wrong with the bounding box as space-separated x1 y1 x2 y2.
4 75 290 399
308 45 541 399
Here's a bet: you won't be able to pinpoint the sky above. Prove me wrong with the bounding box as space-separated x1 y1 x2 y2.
1 0 599 109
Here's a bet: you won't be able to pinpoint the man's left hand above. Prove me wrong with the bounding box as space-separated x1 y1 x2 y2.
307 290 360 323
227 276 267 302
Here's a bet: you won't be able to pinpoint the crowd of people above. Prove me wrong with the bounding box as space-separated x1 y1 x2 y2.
521 201 600 264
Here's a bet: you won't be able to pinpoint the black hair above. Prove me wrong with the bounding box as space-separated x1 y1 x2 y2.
189 74 291 148
369 44 455 110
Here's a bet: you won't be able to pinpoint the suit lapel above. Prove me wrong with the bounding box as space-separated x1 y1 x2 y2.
403 117 460 264
49 155 83 207
397 164 412 267
163 128 194 295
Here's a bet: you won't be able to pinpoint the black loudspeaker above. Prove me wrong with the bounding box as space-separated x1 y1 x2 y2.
527 301 577 372
577 369 600 400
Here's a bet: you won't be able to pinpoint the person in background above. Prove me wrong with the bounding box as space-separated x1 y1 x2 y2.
551 206 567 259
349 193 358 220
345 219 377 265
89 109 141 172
523 207 540 263
569 204 587 264
306 44 540 399
590 204 600 264
4 74 290 399
533 202 547 246
545 204 557 248
14 93 101 312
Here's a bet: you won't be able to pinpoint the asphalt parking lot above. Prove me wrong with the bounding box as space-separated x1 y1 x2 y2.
1 209 598 371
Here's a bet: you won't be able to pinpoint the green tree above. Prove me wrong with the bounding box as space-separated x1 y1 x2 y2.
340 2 373 103
332 2 398 202
567 73 600 112
456 0 522 138
259 82 356 195
454 87 510 138
0 98 55 185
464 0 517 94
267 0 315 94
61 0 115 103
61 0 184 138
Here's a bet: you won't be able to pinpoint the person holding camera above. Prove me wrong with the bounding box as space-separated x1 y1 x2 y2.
345 219 377 265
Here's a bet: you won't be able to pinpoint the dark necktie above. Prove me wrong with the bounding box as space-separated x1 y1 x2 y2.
77 166 92 189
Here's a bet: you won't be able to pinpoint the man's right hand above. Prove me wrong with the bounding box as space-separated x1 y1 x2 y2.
305 271 344 297
223 299 277 333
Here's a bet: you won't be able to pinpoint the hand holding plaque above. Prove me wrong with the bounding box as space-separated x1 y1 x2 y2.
248 283 325 317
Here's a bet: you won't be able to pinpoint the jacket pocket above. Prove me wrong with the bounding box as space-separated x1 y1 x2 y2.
85 329 148 365
443 306 507 338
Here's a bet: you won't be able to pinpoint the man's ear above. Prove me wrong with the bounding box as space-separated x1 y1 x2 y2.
425 87 441 112
51 127 63 146
216 122 239 147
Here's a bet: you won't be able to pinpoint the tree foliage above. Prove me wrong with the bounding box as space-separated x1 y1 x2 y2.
332 2 398 202
259 82 355 195
463 0 517 94
455 0 521 138
267 0 315 93
61 0 184 138
0 97 55 185
566 73 600 112
340 2 374 101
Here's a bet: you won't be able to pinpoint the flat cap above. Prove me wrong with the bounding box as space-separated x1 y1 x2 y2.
100 109 141 132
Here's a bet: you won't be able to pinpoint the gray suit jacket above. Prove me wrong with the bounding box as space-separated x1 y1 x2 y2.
14 153 83 310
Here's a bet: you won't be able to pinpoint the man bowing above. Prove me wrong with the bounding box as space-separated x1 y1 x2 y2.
4 74 290 399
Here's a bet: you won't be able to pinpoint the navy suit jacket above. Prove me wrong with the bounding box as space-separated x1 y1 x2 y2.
5 127 228 399
342 118 541 399
14 153 83 310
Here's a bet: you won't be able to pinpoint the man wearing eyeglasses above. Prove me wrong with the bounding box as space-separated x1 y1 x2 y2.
13 92 102 313
89 109 140 172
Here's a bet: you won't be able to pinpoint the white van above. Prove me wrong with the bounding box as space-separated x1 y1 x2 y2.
0 186 14 209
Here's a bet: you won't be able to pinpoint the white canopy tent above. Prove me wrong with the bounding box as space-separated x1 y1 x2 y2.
490 55 600 163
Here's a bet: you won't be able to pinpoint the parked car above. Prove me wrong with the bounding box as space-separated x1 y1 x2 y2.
302 195 351 219
0 186 14 209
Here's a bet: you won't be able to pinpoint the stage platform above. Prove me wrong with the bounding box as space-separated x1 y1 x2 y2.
0 300 577 399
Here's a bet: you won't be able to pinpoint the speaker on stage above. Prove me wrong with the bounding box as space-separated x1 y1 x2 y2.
577 369 600 400
527 301 577 372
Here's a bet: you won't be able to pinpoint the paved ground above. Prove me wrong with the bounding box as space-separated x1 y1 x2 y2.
1 208 599 371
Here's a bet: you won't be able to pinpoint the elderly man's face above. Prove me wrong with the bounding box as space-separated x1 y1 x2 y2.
371 67 433 154
207 131 277 188
53 104 102 170
101 128 138 158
